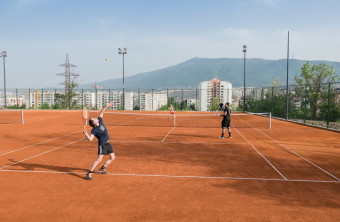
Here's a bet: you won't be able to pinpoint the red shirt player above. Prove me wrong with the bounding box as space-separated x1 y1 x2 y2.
168 105 175 119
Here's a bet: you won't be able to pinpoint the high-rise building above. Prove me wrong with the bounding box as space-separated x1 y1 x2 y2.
198 77 232 111
140 91 167 111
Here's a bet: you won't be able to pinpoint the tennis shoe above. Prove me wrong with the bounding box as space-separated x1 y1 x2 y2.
229 136 231 139
98 168 108 174
85 172 93 180
219 136 224 139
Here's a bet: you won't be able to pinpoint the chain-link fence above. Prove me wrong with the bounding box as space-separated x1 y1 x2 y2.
1 83 339 130
244 82 340 130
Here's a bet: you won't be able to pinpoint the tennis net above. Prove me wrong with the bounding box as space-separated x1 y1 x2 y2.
88 111 271 129
0 109 24 124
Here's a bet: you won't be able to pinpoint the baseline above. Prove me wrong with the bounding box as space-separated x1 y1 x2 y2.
0 117 142 169
0 169 339 184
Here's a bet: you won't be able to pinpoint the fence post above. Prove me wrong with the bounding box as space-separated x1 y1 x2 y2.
81 89 84 109
29 88 31 109
253 88 255 103
271 87 274 114
181 88 184 110
95 88 98 110
109 89 111 110
138 89 140 111
167 88 169 106
152 89 154 111
261 87 264 112
16 88 18 108
41 89 44 109
304 84 307 124
327 82 330 128
196 88 198 111
54 89 57 109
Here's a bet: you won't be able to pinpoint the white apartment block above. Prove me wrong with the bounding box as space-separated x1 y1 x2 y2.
0 92 25 107
111 91 133 110
140 91 167 111
198 77 232 111
27 90 56 108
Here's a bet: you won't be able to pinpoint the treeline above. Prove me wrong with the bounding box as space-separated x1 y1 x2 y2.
245 62 340 123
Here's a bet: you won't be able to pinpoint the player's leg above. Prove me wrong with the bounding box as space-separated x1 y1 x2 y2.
219 121 225 139
86 155 104 180
227 120 231 138
99 143 115 174
99 153 115 174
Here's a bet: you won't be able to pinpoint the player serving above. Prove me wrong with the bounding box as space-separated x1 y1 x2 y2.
219 102 231 139
83 101 115 180
168 104 175 119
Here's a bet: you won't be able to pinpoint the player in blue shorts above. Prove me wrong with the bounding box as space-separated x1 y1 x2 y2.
83 102 115 180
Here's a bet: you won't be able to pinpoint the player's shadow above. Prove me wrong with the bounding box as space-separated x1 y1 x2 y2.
6 159 88 179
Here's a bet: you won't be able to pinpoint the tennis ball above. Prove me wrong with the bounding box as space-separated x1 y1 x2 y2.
105 57 109 61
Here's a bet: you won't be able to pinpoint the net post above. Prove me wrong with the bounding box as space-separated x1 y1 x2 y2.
269 112 271 129
174 115 176 126
21 109 24 125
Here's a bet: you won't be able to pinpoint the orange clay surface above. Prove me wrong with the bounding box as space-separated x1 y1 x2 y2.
0 110 339 221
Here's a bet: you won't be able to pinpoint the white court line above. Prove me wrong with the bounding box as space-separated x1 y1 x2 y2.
161 120 182 143
238 119 340 182
24 115 62 122
0 169 339 184
0 138 85 170
0 117 142 169
0 118 121 157
0 128 81 156
111 140 247 145
232 126 288 180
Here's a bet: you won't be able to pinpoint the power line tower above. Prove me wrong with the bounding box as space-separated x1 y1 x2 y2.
56 53 79 108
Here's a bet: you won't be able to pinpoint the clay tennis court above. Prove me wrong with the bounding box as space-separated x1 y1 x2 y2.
0 110 339 221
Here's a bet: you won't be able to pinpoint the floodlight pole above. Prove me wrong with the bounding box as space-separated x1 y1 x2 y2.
118 48 127 110
0 51 7 109
243 45 247 112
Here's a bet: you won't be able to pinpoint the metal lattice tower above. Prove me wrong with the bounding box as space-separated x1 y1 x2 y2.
56 53 79 94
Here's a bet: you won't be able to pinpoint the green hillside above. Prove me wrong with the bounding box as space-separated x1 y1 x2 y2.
89 58 340 89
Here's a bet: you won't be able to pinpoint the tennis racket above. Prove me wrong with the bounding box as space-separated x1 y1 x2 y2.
82 107 89 129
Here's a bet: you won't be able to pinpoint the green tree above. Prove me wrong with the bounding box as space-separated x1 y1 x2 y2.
208 97 220 111
40 103 50 109
54 81 79 109
294 62 339 120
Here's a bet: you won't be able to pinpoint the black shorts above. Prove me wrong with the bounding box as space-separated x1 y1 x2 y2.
98 142 114 155
221 119 230 129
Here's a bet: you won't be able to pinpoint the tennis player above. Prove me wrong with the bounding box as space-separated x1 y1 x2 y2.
219 101 224 111
83 101 115 180
168 104 175 119
219 102 231 139
215 100 224 115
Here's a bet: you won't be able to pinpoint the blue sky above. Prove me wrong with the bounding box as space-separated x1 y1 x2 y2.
1 0 340 88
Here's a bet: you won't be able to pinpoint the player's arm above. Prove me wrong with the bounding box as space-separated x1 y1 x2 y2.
220 109 227 117
83 129 95 141
99 101 114 118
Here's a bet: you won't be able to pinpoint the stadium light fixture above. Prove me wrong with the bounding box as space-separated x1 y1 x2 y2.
118 48 127 110
0 51 7 109
242 45 247 112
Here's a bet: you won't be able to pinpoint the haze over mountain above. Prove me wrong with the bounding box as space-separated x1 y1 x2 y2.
84 58 340 89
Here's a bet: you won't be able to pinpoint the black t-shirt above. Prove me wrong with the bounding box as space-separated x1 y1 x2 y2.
223 107 231 121
91 117 110 145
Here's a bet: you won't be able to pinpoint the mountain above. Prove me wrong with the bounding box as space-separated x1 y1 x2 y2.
85 58 340 89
